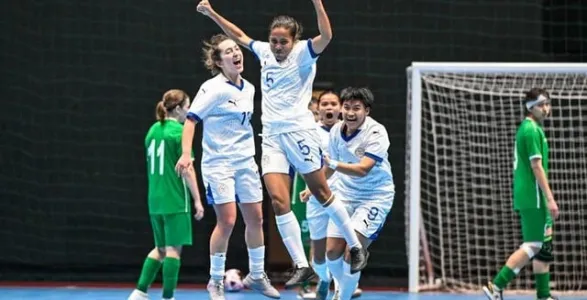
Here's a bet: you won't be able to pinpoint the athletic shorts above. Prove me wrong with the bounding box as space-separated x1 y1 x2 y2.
202 159 263 206
150 213 192 247
327 195 394 241
261 129 323 176
518 208 553 242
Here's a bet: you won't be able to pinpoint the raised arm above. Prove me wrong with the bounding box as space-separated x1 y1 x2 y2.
196 0 253 49
309 0 333 55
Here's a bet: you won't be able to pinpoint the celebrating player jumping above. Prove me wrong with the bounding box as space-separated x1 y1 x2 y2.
175 34 279 300
129 89 204 300
195 0 369 288
483 88 559 300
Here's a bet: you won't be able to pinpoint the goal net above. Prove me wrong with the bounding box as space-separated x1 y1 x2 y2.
405 63 587 294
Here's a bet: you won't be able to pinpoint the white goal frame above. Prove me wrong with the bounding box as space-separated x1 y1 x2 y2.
406 62 587 293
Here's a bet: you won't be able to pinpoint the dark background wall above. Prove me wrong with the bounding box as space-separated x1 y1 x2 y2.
0 0 584 285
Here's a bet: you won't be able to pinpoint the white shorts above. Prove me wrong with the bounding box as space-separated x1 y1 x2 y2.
201 160 263 205
306 196 329 240
327 196 393 241
261 129 323 176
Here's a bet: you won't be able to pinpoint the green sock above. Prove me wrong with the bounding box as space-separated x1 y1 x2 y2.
137 257 162 292
535 272 551 298
162 257 181 299
492 266 517 290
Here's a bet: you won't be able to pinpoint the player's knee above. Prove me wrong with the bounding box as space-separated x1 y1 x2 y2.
271 197 290 215
533 240 554 263
311 239 327 263
304 176 330 203
165 246 182 259
216 214 236 233
243 212 263 229
520 242 543 258
326 240 346 261
148 247 165 261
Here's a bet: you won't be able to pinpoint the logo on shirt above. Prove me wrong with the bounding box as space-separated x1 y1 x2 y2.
216 183 228 196
354 147 366 157
228 99 237 106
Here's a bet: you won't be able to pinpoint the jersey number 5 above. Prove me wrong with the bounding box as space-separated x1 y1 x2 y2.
148 140 165 175
265 72 274 88
297 139 310 156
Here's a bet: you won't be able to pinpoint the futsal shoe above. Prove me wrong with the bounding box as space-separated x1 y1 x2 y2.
482 281 503 300
285 266 316 289
128 289 149 300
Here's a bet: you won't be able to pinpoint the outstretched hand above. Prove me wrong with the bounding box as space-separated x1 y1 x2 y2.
196 0 214 17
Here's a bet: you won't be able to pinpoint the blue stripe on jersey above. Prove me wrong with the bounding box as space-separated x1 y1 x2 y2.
225 80 244 91
364 152 383 163
341 127 361 142
206 183 214 205
307 39 319 58
187 112 202 123
369 221 385 240
248 40 260 61
288 165 295 179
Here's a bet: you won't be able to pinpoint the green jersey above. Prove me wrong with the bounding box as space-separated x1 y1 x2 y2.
145 119 190 215
513 117 549 210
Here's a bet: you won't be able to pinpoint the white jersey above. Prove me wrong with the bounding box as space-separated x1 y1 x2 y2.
317 121 339 188
329 117 395 201
249 39 318 135
187 74 256 170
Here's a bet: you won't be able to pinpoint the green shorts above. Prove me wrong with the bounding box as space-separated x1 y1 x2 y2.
150 213 192 247
518 208 553 242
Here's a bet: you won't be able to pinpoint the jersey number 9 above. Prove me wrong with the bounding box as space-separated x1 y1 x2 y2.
148 139 165 175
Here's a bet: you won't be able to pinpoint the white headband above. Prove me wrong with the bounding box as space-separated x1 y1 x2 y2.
525 94 548 110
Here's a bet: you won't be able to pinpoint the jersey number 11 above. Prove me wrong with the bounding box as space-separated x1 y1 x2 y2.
148 139 165 175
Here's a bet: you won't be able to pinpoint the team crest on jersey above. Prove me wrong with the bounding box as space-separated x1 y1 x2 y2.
216 183 228 196
355 147 366 157
261 154 271 169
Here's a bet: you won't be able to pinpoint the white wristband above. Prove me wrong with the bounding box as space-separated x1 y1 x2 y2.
328 160 339 170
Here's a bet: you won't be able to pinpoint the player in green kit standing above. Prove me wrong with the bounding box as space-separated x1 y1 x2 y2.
129 89 205 300
483 88 560 300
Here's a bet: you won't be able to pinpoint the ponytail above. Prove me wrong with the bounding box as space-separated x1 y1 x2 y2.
155 100 167 124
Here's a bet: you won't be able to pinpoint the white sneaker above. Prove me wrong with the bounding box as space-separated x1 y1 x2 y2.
482 282 503 300
128 289 149 300
207 278 225 300
243 272 281 299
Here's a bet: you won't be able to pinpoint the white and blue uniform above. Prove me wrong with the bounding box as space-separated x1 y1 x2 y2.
326 117 395 240
307 122 339 240
187 74 263 205
248 39 322 175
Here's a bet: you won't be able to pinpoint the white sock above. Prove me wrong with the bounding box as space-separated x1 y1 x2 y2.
323 198 361 248
210 252 226 281
248 246 265 280
341 261 361 299
312 259 332 283
276 212 309 268
326 256 344 285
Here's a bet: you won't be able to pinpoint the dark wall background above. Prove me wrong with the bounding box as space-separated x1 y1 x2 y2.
0 0 584 285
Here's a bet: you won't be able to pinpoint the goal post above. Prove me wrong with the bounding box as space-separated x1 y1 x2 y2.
406 62 587 294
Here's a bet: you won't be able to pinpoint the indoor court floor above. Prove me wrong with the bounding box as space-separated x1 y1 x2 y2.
1 287 585 299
